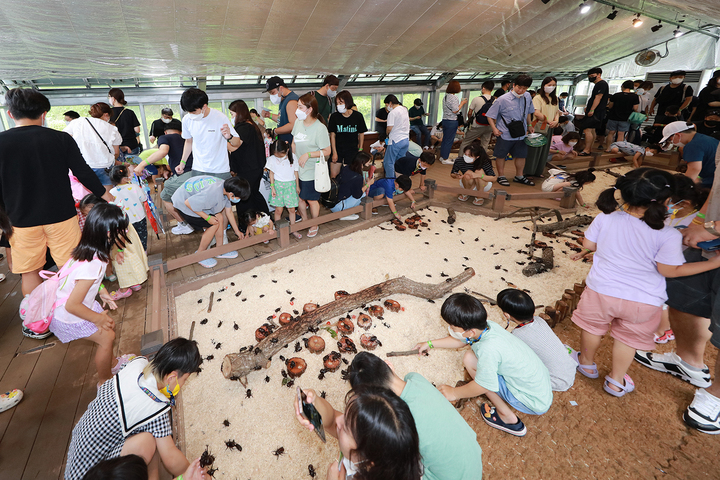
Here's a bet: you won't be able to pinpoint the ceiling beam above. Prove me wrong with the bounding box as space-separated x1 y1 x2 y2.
434 72 456 88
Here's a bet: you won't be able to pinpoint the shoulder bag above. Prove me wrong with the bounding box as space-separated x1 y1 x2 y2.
314 151 331 193
501 96 527 138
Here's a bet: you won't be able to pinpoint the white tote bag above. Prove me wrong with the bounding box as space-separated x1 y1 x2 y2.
314 151 331 193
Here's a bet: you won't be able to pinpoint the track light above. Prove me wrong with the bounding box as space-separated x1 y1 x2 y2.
579 1 591 14
606 8 617 20
673 28 684 37
632 14 643 28
651 21 663 32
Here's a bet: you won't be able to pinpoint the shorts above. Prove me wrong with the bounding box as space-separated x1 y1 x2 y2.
160 172 193 202
92 168 112 186
178 210 212 231
571 287 662 350
493 137 528 160
336 149 359 166
299 180 321 201
191 170 233 181
606 119 630 133
50 301 103 343
496 375 546 415
666 249 715 318
9 216 81 274
581 115 603 131
367 184 387 199
269 180 299 208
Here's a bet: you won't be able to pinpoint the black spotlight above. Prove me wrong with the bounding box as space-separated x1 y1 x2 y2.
651 21 663 32
542 0 550 4
606 8 618 20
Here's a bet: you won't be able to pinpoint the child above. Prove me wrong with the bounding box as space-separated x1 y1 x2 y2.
497 288 576 391
607 142 661 168
27 204 127 384
80 195 148 301
368 174 416 220
450 143 497 206
570 168 720 397
109 165 148 251
395 150 435 193
241 210 275 244
415 293 552 437
266 139 302 239
542 168 596 208
559 115 576 135
263 128 273 157
430 122 443 148
171 176 249 268
548 131 580 163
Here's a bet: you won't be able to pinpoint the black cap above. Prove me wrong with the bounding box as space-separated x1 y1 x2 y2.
265 76 285 92
164 119 182 132
414 98 423 106
670 70 686 77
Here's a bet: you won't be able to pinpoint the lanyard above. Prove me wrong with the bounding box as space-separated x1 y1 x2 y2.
137 373 173 406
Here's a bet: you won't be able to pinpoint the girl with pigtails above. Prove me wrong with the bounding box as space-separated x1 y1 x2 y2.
569 168 720 398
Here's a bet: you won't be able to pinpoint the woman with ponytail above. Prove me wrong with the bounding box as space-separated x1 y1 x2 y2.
569 168 720 397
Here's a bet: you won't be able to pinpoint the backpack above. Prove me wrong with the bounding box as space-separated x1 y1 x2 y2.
21 260 83 334
474 95 495 125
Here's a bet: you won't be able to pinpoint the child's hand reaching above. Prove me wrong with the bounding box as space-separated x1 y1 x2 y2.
437 384 457 401
413 342 431 356
293 388 317 432
569 252 585 261
99 290 118 310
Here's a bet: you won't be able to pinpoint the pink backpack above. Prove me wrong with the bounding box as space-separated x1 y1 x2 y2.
21 260 83 334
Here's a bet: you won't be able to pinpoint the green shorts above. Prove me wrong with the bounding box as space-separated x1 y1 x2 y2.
160 172 193 202
270 180 299 208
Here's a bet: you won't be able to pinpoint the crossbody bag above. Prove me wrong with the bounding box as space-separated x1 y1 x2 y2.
500 96 527 138
85 118 113 154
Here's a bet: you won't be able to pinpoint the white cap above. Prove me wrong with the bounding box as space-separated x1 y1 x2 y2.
660 121 695 144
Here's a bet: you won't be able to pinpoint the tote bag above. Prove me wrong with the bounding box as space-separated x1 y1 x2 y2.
314 151 331 193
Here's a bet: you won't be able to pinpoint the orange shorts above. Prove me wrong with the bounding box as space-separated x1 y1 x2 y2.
9 216 81 274
571 287 662 350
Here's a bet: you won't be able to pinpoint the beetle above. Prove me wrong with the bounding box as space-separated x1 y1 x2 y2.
272 447 285 458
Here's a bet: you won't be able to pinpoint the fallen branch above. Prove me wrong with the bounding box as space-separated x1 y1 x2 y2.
536 216 592 233
387 350 426 357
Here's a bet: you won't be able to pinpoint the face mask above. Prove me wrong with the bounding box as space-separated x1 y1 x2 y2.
671 78 683 85
295 108 308 121
230 113 237 123
337 104 347 114
270 93 281 105
512 90 523 98
568 141 578 147
387 105 393 111
185 112 203 121
588 75 597 82
448 326 467 341
108 97 114 105
64 120 70 125
636 88 645 94
327 88 337 98
645 151 654 157
667 200 682 215
463 154 475 164
705 121 718 128
673 136 685 147
161 117 171 124
160 378 180 400
544 85 556 93
229 196 241 204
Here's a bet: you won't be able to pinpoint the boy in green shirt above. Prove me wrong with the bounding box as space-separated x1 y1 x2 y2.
415 293 552 437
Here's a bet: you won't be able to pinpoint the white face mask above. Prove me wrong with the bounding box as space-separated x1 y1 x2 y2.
108 97 114 105
544 85 556 93
327 88 337 98
463 154 475 164
636 88 645 94
568 141 578 147
270 93 281 105
295 108 308 121
161 117 171 124
448 326 467 342
670 78 683 85
512 90 523 98
230 113 237 123
337 104 347 114
64 120 70 125
387 105 393 111
645 151 654 157
185 108 204 121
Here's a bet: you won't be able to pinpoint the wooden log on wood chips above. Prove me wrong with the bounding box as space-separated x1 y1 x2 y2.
222 268 476 383
522 247 554 277
536 215 593 233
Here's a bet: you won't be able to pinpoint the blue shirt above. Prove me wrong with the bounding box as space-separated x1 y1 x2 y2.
683 133 719 187
486 91 535 141
372 177 395 199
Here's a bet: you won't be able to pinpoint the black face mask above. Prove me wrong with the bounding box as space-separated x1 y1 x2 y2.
588 75 597 82
705 121 718 128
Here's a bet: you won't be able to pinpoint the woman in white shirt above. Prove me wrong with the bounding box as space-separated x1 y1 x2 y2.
383 94 410 179
64 103 122 192
440 80 467 164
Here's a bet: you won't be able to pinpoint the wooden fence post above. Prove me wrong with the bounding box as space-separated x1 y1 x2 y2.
424 179 436 200
275 218 290 248
492 189 506 212
560 187 578 209
361 196 374 220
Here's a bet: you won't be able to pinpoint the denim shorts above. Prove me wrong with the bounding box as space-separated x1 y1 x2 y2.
92 168 112 186
299 179 321 201
496 375 546 415
367 185 386 198
606 119 630 133
493 137 528 160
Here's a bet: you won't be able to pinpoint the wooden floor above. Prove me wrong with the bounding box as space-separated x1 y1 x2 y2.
0 154 612 477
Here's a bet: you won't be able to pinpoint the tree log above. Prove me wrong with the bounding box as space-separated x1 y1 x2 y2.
447 208 457 225
221 268 476 382
522 247 554 277
536 216 593 232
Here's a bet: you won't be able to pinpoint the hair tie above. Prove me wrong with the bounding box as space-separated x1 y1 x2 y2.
651 199 657 202
665 184 670 188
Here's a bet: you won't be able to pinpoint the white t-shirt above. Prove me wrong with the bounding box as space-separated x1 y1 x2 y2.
64 118 122 169
110 183 147 222
265 153 299 182
55 257 106 323
387 106 410 144
181 108 238 174
469 94 491 126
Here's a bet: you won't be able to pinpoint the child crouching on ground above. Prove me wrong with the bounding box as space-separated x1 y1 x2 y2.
109 165 148 251
548 131 580 163
241 210 275 244
414 293 552 437
368 174 416 221
542 168 596 208
497 288 576 391
608 141 661 168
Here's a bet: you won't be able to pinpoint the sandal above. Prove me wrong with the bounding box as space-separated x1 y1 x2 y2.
292 232 302 240
513 176 535 186
578 152 591 157
571 351 599 378
130 284 142 292
473 197 485 206
110 288 133 300
497 176 510 187
111 354 137 376
308 226 319 238
603 374 635 397
457 194 469 202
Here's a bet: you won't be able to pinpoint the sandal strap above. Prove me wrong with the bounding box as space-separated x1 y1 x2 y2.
604 375 630 391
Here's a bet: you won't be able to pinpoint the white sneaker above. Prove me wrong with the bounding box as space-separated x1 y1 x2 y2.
0 389 23 413
634 350 711 388
171 222 194 235
197 255 218 268
684 388 720 434
208 232 229 248
340 214 359 221
483 181 493 192
441 158 454 165
216 250 238 259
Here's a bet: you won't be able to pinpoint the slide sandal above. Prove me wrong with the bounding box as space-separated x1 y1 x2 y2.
571 351 599 378
603 374 635 397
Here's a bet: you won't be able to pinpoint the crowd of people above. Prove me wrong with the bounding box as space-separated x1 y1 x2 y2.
0 66 720 479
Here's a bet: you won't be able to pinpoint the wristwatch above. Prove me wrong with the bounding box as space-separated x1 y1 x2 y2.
705 221 720 237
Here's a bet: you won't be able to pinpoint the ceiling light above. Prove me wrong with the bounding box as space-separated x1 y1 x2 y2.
579 1 591 14
673 28 684 37
541 0 550 4
606 8 617 20
632 14 643 28
651 21 663 32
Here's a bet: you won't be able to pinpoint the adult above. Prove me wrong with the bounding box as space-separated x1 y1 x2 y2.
408 98 430 148
439 80 467 165
524 76 560 178
293 93 331 238
375 101 390 141
314 74 339 122
558 92 571 117
459 81 495 155
661 121 719 187
0 89 109 314
262 76 298 144
650 70 694 123
64 338 202 480
690 70 720 123
148 107 174 144
603 80 640 152
64 102 122 192
494 80 512 98
486 74 536 186
177 88 237 180
635 143 720 435
637 81 654 115
64 110 80 124
108 88 142 156
134 120 195 235
578 67 609 156
226 99 269 218
329 152 372 221
383 94 410 179
328 90 367 178
696 109 720 140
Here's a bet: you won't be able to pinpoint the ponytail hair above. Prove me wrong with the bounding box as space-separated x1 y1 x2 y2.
596 167 675 230
271 139 292 163
569 168 596 190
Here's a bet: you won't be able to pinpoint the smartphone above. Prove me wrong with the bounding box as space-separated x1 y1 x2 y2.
698 237 720 251
297 387 326 443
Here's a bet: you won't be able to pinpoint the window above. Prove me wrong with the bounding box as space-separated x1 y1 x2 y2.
45 104 91 131
354 95 372 130
435 92 464 124
141 104 176 144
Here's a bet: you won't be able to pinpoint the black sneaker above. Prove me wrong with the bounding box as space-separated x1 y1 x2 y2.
480 403 527 436
22 325 52 340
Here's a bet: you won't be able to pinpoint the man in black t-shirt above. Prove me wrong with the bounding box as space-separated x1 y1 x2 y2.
375 104 389 141
493 80 512 98
579 67 610 155
650 70 694 123
604 80 640 151
149 107 174 145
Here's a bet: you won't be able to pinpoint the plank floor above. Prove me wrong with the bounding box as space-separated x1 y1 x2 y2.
0 151 625 477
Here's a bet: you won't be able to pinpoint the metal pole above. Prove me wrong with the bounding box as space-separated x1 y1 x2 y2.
138 103 150 148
